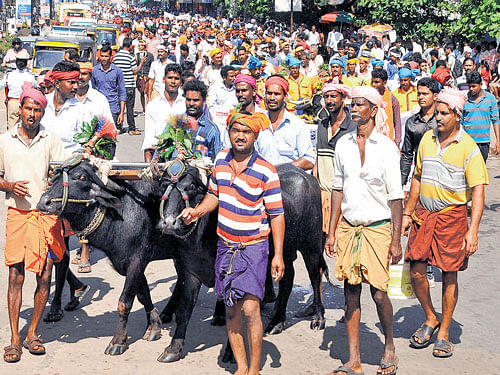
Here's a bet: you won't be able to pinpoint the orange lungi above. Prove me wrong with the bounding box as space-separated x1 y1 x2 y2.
5 208 66 275
405 203 468 272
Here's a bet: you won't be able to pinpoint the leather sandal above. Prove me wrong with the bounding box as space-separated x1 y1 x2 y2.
23 336 45 355
3 344 22 363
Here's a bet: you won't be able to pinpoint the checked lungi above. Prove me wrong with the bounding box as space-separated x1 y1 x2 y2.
215 238 269 307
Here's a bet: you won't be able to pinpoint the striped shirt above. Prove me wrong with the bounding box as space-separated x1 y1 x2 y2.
209 149 284 244
461 90 500 144
415 128 488 212
113 50 138 88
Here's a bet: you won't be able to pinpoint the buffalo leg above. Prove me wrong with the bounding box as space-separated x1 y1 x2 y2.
105 261 144 355
157 272 201 363
136 274 162 341
160 280 182 323
211 299 226 326
160 260 183 323
303 252 326 330
265 260 295 335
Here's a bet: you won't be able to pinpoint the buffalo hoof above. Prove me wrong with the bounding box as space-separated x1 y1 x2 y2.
143 327 162 341
160 312 173 324
157 350 181 363
310 315 326 330
221 346 236 364
104 342 128 356
266 321 284 335
210 314 226 326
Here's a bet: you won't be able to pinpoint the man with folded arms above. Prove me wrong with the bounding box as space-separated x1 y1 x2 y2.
403 87 488 358
0 84 66 363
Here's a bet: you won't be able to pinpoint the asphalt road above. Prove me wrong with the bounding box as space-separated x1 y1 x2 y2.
1 95 500 374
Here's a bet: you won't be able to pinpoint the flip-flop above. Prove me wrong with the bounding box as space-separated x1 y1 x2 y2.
3 344 22 363
433 339 453 358
78 262 91 273
329 365 364 375
377 357 399 375
23 336 45 355
409 323 440 348
43 308 64 322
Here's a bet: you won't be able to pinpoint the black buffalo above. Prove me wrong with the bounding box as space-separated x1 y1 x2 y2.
158 161 328 352
37 160 216 362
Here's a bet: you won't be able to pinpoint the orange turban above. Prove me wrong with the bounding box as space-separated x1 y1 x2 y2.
226 106 270 135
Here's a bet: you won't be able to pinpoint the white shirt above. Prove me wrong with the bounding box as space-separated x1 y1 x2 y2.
256 110 315 166
0 69 36 99
307 31 321 46
203 65 222 89
41 92 85 154
208 82 237 108
148 59 171 93
300 63 318 79
78 87 114 124
142 91 186 150
332 129 404 226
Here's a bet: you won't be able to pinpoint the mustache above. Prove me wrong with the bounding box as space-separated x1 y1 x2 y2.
351 113 361 119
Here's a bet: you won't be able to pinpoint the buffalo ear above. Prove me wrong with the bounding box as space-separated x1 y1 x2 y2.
90 186 122 215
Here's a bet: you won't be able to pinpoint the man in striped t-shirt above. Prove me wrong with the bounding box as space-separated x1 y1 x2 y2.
181 110 285 375
404 88 488 358
461 70 500 161
113 37 146 135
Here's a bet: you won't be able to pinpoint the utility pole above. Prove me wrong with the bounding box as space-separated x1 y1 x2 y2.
290 0 293 33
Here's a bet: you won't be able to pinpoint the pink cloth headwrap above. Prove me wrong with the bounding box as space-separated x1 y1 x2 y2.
20 82 47 110
322 77 352 99
234 74 257 90
351 86 390 137
436 87 467 118
234 74 262 105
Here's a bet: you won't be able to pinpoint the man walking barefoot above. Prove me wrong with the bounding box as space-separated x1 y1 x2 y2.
181 110 285 375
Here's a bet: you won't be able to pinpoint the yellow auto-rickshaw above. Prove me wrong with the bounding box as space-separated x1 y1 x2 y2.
95 24 120 51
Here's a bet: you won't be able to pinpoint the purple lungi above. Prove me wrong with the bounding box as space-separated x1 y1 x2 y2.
215 238 269 307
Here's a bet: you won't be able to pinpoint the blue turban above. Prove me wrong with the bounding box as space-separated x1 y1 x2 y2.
248 55 263 70
399 67 414 79
287 56 302 67
329 58 345 68
370 58 384 67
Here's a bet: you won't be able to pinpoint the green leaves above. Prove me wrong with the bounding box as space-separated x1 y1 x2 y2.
356 0 498 42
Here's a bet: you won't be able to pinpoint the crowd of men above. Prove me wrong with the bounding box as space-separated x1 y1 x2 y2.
0 10 499 375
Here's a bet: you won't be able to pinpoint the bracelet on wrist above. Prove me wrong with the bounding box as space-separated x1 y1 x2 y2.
402 213 412 217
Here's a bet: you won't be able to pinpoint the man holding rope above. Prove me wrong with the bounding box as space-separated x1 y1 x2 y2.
181 109 285 375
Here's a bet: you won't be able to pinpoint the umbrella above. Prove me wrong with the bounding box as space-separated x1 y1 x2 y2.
320 11 355 24
358 23 393 38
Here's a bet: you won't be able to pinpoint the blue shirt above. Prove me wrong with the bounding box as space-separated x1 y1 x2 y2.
191 113 222 161
461 91 500 144
91 63 127 114
256 110 315 165
387 61 398 81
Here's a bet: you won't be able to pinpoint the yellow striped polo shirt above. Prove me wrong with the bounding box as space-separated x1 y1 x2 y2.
414 128 488 212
